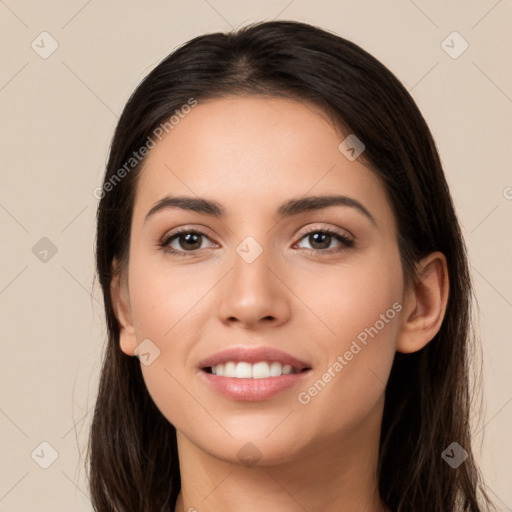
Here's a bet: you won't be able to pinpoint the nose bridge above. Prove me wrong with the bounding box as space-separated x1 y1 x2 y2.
231 232 276 301
218 232 290 327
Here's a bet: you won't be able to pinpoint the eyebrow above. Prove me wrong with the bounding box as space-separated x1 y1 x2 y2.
144 194 376 226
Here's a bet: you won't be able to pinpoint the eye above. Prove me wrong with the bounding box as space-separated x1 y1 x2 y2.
159 226 354 257
160 228 216 257
294 228 354 254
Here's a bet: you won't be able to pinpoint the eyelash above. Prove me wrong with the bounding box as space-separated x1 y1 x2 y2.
159 227 355 258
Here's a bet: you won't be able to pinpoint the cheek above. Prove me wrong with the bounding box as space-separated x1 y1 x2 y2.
126 254 222 420
128 252 210 339
292 247 403 347
127 260 210 429
293 251 402 424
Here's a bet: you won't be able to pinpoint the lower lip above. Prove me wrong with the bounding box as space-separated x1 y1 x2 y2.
200 368 312 401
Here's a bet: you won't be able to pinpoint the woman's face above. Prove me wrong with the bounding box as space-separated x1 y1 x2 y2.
117 96 406 464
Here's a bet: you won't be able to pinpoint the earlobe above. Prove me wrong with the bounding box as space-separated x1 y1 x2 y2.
396 251 449 354
110 260 138 357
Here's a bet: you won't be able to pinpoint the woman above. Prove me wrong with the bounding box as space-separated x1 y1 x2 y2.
88 20 496 512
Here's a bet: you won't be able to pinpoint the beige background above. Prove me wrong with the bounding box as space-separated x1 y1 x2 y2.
0 1 511 510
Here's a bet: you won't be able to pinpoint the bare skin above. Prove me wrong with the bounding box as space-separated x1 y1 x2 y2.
111 96 449 512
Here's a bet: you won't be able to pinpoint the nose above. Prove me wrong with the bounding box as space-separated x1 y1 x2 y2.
217 243 291 330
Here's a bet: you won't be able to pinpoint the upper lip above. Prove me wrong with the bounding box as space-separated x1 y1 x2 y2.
199 346 312 371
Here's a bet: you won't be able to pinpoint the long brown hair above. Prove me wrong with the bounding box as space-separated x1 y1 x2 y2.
87 20 496 511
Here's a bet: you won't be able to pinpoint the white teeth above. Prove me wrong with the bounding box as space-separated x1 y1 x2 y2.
209 361 302 378
252 361 270 379
225 362 236 376
269 361 282 377
235 362 252 378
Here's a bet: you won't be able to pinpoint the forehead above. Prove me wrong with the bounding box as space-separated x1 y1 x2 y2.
133 96 391 224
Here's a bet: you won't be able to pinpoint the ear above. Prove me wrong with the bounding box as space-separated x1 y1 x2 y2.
396 251 449 354
110 259 138 356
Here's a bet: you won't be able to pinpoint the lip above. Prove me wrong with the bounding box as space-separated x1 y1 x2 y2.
198 345 312 402
198 346 311 371
200 368 312 401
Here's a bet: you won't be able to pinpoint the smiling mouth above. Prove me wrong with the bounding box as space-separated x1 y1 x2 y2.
202 361 312 379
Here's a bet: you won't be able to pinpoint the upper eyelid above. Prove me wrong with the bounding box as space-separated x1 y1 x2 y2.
297 224 353 239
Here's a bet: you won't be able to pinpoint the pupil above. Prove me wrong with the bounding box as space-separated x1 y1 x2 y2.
181 233 201 250
310 232 330 249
